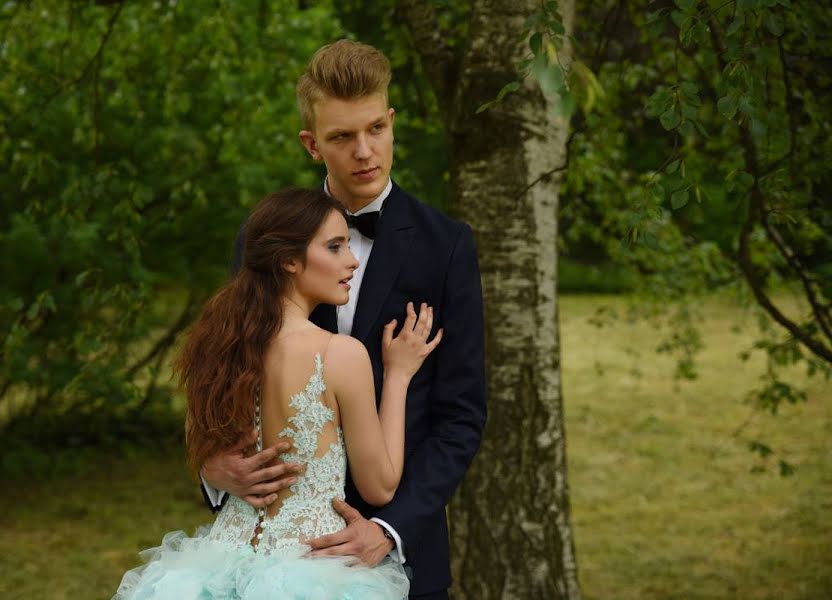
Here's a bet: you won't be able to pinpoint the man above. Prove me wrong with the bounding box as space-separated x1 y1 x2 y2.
201 39 486 599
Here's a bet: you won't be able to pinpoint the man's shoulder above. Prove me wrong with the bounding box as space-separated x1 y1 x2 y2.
390 183 469 238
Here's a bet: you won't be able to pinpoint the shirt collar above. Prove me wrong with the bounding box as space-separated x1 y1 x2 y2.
323 177 393 216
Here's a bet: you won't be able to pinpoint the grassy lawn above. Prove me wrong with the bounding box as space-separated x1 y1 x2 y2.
561 294 832 600
0 294 829 599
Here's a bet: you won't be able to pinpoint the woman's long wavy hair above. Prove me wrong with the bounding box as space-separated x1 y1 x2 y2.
176 187 344 476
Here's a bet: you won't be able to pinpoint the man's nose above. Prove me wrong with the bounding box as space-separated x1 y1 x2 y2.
354 134 371 160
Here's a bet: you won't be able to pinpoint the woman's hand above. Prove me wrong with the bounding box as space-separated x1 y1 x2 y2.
382 302 443 380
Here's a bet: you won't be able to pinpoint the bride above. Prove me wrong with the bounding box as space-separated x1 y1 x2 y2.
114 187 441 599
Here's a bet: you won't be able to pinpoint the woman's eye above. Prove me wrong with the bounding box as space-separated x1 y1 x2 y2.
328 243 341 252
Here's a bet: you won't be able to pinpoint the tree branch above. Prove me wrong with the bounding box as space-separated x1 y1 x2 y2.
707 16 832 364
125 293 196 379
42 2 124 106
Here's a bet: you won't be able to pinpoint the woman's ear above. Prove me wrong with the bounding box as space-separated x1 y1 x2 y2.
282 258 301 274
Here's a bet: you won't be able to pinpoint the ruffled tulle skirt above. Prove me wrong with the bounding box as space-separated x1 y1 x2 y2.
114 528 410 599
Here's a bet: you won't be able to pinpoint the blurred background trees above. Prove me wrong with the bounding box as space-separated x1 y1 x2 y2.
1 0 830 597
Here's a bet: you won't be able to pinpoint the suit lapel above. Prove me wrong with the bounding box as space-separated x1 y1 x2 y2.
351 184 414 343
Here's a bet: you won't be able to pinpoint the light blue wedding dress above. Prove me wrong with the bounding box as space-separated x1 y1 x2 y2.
114 354 409 599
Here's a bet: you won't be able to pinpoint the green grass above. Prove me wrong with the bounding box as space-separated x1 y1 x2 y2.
561 294 832 600
0 294 829 599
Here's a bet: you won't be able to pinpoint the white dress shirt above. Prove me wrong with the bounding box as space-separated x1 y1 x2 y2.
204 178 406 564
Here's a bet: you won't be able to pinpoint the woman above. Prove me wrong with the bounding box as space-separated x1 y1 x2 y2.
114 187 441 599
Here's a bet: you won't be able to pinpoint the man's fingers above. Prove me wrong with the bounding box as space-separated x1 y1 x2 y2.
245 437 293 470
308 543 355 558
247 476 297 496
242 493 278 509
308 528 352 550
331 498 361 522
252 461 302 483
243 445 279 470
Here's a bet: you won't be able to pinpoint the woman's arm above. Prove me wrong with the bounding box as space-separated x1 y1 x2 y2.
328 303 440 506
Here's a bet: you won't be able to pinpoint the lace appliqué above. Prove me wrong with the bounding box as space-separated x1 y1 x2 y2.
206 353 347 556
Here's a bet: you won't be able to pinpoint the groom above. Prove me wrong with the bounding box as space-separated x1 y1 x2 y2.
201 39 486 599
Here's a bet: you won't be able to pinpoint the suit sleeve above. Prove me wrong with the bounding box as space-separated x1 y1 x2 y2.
372 224 487 549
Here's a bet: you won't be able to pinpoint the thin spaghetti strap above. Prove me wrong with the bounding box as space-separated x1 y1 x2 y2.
320 332 336 368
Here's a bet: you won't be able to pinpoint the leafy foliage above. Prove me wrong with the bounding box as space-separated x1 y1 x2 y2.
0 1 341 436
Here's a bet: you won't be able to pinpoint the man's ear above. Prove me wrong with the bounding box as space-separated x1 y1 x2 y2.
299 130 321 161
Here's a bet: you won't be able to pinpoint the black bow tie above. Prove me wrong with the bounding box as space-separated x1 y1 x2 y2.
346 210 381 239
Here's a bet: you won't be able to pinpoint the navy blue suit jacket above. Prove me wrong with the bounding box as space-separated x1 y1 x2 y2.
224 182 486 595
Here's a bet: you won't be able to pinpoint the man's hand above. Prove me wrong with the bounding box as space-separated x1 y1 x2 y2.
307 499 394 566
200 429 303 509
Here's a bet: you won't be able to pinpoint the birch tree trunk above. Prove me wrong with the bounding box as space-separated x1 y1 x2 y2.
398 1 580 598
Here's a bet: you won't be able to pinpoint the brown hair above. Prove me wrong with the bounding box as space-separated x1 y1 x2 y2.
177 187 344 475
296 39 392 130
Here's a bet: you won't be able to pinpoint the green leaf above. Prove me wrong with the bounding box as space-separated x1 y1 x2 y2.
645 88 673 117
496 81 521 102
778 460 795 476
660 107 681 130
766 13 784 36
524 12 542 30
475 101 493 114
556 91 577 118
717 96 738 119
726 18 744 36
749 440 773 457
679 81 698 97
673 0 696 12
650 183 666 201
671 188 689 209
529 32 543 55
531 51 548 80
538 65 565 97
547 19 566 35
679 120 695 137
666 159 681 174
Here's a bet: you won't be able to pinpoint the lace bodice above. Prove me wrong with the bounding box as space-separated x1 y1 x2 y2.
206 353 347 555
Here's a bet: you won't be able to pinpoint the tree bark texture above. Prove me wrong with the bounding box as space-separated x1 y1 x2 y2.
399 1 580 598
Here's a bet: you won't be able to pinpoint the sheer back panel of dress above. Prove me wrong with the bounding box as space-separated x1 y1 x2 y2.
260 330 340 517
206 329 348 556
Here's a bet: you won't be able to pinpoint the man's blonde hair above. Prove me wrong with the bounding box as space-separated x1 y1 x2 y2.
296 39 392 130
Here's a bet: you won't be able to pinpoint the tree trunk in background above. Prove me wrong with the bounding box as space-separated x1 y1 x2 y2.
398 0 579 598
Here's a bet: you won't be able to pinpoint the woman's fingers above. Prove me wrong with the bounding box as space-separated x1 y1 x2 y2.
402 301 417 331
425 328 443 353
382 319 396 349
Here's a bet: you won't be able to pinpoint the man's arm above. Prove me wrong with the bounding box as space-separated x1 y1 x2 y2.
372 223 486 548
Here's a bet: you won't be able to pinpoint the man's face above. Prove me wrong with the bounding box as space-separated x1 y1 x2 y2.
299 93 395 212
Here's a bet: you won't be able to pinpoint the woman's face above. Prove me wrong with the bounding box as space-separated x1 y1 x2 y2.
292 209 359 307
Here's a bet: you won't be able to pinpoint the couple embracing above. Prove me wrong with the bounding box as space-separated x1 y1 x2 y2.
114 40 486 600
